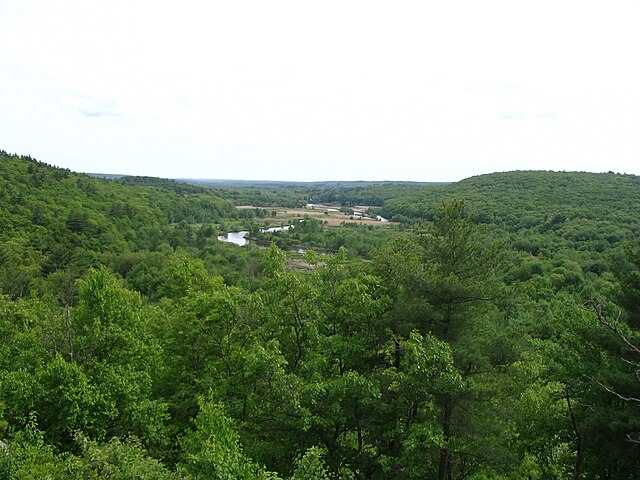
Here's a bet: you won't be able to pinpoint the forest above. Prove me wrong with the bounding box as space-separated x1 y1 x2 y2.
1 150 639 479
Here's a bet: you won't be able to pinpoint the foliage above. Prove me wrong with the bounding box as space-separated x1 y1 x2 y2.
178 398 280 479
2 150 640 478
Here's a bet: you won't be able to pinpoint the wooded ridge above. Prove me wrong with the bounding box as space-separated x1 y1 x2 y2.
1 150 639 479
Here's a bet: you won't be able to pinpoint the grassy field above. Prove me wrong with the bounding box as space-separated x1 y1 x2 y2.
237 204 393 227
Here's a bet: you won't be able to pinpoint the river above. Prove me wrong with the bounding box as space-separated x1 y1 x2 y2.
217 225 292 246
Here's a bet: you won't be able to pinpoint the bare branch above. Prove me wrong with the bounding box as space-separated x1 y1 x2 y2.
584 299 640 357
621 357 640 368
591 377 640 403
627 434 640 444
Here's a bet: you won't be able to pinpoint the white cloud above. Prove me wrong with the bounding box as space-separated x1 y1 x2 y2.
1 0 639 180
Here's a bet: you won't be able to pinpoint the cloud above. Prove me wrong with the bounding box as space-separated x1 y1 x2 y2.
61 94 119 119
1 0 639 181
76 107 118 118
533 112 557 119
467 85 523 93
498 111 525 121
498 111 558 121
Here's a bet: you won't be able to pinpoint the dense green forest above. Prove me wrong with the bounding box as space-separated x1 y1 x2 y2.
1 150 639 479
190 180 436 209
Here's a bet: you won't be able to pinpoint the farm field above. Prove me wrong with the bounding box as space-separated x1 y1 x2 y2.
236 203 392 227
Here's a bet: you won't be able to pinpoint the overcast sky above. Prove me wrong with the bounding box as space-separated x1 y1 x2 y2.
1 1 639 182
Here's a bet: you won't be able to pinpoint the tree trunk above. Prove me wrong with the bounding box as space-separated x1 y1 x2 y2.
565 385 582 480
438 396 452 480
65 307 74 362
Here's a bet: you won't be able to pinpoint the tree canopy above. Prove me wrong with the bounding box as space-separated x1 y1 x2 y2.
1 150 640 478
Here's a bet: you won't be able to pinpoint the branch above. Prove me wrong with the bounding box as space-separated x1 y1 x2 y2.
590 376 640 403
627 434 640 444
584 299 640 357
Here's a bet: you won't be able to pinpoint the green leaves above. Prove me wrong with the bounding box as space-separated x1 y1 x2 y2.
4 151 640 478
179 399 280 480
70 268 169 446
290 447 332 480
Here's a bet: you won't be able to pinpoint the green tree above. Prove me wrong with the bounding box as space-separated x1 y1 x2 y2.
72 267 169 448
178 398 280 480
376 200 504 479
290 447 333 480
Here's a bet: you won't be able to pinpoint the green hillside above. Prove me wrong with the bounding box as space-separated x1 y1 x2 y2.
1 152 639 479
379 170 640 265
0 150 234 297
381 170 640 229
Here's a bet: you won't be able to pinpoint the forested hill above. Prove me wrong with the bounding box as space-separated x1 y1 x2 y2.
0 150 233 297
381 170 640 228
2 151 640 478
115 175 211 195
379 170 640 255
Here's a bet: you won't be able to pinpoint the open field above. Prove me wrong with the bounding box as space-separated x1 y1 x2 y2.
236 204 393 227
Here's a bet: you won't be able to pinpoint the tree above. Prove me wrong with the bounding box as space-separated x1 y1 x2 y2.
178 398 280 480
616 245 640 328
72 267 169 448
290 447 333 480
376 200 504 479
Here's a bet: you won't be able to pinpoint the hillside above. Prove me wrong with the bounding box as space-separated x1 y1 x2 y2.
0 150 234 297
381 170 640 226
1 152 640 478
379 171 640 260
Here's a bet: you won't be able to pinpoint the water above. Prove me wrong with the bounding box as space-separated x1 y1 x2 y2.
261 225 292 233
218 229 334 256
217 231 250 246
218 225 293 246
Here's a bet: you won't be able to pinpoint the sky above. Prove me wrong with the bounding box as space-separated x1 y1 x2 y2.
1 0 639 182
